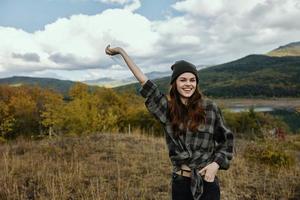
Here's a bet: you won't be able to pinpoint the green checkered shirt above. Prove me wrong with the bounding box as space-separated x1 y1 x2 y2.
139 80 234 200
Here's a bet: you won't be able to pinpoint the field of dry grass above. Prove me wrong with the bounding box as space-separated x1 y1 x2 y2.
0 132 299 200
214 98 300 109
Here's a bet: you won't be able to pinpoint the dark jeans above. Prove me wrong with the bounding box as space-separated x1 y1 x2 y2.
171 173 220 200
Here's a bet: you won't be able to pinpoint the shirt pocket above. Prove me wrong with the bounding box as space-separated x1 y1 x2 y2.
192 124 214 152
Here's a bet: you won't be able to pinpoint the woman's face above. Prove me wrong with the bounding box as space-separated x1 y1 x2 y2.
175 72 197 104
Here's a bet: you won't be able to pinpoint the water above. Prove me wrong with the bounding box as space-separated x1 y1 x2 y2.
228 106 274 113
227 105 300 133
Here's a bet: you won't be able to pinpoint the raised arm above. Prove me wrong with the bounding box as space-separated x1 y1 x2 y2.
105 45 148 85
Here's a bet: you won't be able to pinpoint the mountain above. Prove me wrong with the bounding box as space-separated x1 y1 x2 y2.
114 54 300 97
267 41 300 57
84 65 208 87
83 77 133 88
83 70 171 87
0 76 78 96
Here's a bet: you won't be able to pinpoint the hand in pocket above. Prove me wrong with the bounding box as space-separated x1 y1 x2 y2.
199 162 220 182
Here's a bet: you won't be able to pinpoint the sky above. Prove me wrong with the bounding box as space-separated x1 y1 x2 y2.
1 0 300 81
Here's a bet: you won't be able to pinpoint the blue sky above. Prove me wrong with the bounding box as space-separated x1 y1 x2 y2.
0 0 176 32
1 0 300 81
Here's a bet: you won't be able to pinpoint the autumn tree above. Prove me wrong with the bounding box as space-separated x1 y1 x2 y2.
8 88 38 136
40 90 65 136
0 100 15 139
62 83 95 134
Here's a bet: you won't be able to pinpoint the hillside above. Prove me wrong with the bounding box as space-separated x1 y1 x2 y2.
0 76 86 96
83 71 171 87
267 41 300 57
115 55 300 97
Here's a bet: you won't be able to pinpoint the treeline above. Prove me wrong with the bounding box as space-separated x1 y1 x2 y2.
223 107 290 138
0 84 161 140
0 84 291 140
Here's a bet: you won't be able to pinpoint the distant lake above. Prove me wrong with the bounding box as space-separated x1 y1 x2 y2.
228 106 274 113
227 105 300 133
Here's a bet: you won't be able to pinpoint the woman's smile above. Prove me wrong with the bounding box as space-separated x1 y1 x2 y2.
181 87 194 94
183 88 193 91
176 72 197 102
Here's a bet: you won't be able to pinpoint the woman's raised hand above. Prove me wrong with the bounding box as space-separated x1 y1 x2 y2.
105 45 123 56
105 44 148 84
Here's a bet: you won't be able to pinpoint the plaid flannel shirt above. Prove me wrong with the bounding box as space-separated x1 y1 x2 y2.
139 80 234 200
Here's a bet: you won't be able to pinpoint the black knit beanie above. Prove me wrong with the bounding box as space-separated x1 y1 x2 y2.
170 60 199 84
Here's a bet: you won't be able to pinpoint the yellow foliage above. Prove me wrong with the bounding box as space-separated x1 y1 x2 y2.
0 101 15 137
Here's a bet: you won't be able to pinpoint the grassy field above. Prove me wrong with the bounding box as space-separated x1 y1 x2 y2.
0 132 299 200
214 98 300 109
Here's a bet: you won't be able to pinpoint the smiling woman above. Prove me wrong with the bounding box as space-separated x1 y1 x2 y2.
105 45 234 200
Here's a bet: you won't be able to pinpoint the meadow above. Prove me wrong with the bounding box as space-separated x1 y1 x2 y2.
0 132 299 200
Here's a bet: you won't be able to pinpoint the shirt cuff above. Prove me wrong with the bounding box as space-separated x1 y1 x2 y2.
213 156 224 168
139 80 157 98
213 154 229 170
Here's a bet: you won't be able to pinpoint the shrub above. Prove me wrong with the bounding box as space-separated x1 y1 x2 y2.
0 136 6 143
223 109 290 139
244 139 295 168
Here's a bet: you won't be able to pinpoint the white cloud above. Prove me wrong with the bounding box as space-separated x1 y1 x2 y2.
172 0 263 17
1 0 300 81
12 52 40 62
100 0 141 12
0 9 160 79
172 0 224 17
169 0 300 62
124 0 141 12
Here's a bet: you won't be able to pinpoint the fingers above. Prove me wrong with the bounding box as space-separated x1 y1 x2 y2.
204 170 215 182
199 164 216 182
199 168 214 182
105 44 112 55
105 44 116 55
199 167 206 176
105 44 120 56
204 173 215 182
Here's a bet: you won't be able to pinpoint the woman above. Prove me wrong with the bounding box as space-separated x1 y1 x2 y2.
105 45 234 200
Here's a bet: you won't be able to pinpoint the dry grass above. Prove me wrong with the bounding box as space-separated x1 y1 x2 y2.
0 132 299 200
214 98 300 109
220 136 300 200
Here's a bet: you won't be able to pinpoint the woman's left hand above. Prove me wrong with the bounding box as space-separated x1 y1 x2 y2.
199 162 220 182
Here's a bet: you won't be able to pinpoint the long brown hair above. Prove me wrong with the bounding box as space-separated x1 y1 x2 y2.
168 82 206 136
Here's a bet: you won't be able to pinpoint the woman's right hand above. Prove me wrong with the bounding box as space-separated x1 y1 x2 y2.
105 45 123 56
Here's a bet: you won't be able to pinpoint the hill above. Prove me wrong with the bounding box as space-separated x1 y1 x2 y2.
114 55 300 97
0 76 83 96
83 71 171 88
267 41 300 57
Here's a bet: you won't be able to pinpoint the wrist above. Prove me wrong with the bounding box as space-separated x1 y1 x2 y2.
118 48 125 55
212 161 220 169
